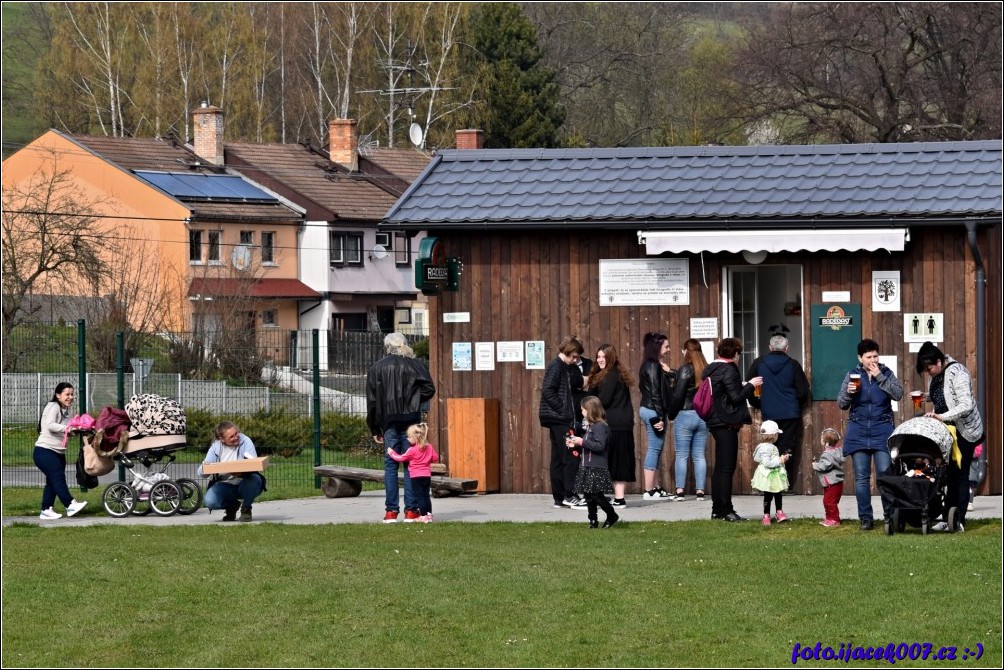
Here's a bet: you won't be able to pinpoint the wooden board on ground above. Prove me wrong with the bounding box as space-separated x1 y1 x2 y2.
313 465 479 499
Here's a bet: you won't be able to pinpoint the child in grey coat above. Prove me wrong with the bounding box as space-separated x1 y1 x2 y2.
812 428 844 526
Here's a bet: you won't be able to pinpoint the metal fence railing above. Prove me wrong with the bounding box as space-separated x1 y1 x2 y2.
2 321 430 493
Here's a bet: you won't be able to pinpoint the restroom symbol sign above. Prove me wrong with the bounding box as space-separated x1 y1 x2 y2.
903 313 943 343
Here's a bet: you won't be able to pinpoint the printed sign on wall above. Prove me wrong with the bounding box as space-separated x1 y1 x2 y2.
903 313 943 343
872 271 901 312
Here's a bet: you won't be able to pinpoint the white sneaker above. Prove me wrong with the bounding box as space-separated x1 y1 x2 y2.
931 521 949 532
967 502 974 512
39 507 62 520
66 499 88 517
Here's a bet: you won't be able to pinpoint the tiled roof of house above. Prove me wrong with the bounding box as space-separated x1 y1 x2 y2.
384 141 1003 229
188 277 321 299
61 133 302 223
226 142 430 222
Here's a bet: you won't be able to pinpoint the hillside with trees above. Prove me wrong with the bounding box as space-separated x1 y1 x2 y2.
2 2 1000 156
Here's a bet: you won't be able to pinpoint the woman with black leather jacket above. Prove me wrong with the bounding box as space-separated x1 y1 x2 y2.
702 337 762 522
637 332 675 500
669 338 709 500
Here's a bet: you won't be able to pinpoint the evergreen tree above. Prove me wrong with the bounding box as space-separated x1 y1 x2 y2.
461 2 564 148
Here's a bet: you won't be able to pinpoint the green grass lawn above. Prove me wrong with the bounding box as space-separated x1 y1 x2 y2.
2 518 1000 667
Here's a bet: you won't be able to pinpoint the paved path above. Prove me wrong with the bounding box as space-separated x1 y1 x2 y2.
5 491 1000 527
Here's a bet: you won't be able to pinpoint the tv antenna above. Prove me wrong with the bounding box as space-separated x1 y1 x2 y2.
357 42 454 149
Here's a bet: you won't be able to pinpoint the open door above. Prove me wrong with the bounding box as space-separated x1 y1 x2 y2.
724 264 803 374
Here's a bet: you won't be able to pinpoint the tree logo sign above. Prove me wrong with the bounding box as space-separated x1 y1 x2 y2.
872 271 901 312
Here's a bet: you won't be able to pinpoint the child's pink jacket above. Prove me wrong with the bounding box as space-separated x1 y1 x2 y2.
388 443 439 477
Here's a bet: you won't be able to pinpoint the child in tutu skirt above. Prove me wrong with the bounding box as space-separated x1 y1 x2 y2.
567 396 619 528
752 420 790 526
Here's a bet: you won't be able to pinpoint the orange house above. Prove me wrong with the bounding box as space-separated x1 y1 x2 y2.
2 108 317 353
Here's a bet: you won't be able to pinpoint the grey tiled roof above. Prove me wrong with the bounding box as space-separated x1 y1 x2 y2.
384 141 1002 228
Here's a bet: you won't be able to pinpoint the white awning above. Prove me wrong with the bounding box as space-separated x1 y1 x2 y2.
638 228 910 255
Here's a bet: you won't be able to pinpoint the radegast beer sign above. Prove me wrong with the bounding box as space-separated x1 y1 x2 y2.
819 305 853 330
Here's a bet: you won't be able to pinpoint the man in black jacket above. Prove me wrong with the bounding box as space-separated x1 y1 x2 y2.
367 332 436 523
539 336 585 509
747 334 810 492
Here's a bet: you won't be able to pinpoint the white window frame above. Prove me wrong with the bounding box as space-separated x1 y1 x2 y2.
394 232 411 267
189 230 203 264
330 232 363 267
262 309 277 327
207 230 222 264
261 231 276 264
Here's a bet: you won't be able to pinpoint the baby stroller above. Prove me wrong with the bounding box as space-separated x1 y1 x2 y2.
100 394 203 518
878 417 956 535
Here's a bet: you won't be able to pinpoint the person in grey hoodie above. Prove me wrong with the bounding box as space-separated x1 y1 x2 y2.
915 342 984 531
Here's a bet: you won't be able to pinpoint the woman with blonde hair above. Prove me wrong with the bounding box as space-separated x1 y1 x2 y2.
669 339 709 500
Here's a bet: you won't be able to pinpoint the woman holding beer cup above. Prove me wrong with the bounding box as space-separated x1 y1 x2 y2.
837 338 904 531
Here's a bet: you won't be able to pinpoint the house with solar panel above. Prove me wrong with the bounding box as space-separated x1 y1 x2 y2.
3 105 430 370
383 140 1002 496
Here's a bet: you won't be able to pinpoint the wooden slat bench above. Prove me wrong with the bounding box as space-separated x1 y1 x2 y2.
314 465 479 498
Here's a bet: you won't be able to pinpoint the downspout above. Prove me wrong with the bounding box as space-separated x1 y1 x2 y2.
964 220 986 422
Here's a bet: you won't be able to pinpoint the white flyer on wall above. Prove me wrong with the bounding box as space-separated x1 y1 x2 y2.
452 342 472 371
496 341 524 362
475 342 495 370
525 341 546 369
599 258 690 306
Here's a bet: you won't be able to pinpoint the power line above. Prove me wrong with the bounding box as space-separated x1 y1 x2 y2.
2 208 427 258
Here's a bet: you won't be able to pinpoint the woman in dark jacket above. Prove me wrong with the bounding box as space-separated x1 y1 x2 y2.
702 337 762 522
836 338 903 531
539 336 585 508
587 343 636 508
669 338 709 500
637 332 675 500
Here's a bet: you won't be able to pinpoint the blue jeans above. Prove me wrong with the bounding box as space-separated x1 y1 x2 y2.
639 406 665 471
204 474 264 510
412 476 432 516
851 449 892 522
384 424 416 512
673 410 708 492
33 446 73 510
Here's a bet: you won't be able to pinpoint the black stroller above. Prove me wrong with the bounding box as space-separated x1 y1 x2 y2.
878 417 957 535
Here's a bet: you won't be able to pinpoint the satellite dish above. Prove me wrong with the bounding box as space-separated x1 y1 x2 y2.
232 245 251 271
370 244 388 260
408 123 424 147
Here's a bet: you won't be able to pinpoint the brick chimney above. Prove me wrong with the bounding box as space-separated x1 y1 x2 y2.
192 102 225 165
328 119 358 172
456 129 484 150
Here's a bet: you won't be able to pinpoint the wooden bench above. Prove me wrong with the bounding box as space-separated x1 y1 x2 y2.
313 465 479 498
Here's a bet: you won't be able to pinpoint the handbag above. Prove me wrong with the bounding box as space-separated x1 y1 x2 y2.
75 445 100 490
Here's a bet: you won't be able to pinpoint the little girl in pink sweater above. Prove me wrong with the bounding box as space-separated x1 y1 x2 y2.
387 423 439 522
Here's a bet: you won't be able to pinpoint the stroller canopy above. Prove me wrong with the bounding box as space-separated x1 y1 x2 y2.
887 417 953 461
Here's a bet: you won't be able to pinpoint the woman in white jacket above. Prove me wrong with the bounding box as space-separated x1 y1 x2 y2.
916 342 984 531
33 382 88 520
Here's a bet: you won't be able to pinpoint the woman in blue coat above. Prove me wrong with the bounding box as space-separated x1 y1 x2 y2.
836 339 904 531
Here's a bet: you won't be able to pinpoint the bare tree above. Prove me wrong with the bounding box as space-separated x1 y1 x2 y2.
732 3 1002 144
59 1 135 136
2 150 109 370
87 224 180 372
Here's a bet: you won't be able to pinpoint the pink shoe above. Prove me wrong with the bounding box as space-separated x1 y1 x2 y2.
819 519 841 527
775 510 789 523
419 513 433 523
762 514 771 526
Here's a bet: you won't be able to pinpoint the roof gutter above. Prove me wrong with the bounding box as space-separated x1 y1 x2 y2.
965 220 987 426
382 214 1001 232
